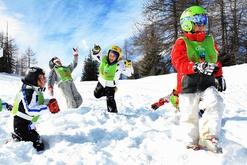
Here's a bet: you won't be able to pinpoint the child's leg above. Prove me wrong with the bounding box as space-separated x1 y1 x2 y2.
13 117 30 141
60 82 77 108
94 82 105 98
179 93 200 146
199 86 224 140
13 119 44 151
71 82 82 108
105 87 117 113
29 129 44 151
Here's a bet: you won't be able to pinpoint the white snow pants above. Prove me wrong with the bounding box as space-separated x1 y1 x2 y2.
179 86 224 145
59 81 82 108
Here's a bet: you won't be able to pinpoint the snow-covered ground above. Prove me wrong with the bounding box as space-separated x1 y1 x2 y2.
0 64 247 165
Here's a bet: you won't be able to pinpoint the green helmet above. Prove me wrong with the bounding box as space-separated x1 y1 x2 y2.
180 6 208 32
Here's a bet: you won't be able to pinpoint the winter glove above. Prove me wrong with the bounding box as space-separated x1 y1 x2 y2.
193 62 217 76
92 44 101 55
48 86 54 96
199 109 205 118
124 60 132 68
0 99 12 111
48 98 60 113
215 76 226 92
6 103 13 111
73 48 79 56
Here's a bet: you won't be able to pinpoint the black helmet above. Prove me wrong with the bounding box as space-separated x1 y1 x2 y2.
22 67 45 86
49 57 59 69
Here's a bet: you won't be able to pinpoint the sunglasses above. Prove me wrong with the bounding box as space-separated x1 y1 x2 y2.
193 14 208 25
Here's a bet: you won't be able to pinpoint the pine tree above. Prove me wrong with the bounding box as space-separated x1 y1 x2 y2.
20 55 28 76
0 33 17 73
132 0 187 77
24 47 37 68
81 51 98 81
134 23 163 76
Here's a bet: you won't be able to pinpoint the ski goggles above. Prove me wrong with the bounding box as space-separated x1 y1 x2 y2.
193 14 208 26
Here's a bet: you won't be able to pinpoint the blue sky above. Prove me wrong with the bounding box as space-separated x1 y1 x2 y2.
0 0 145 77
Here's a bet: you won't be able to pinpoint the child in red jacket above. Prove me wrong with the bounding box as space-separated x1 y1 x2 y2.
171 6 226 153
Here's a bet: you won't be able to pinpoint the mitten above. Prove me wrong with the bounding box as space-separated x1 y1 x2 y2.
73 48 79 56
124 60 132 68
193 62 217 75
6 104 13 111
48 98 60 113
48 86 54 96
92 44 101 55
216 76 226 92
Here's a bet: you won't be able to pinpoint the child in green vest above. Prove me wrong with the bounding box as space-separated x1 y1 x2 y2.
171 6 226 153
12 67 60 151
48 48 82 108
92 45 134 113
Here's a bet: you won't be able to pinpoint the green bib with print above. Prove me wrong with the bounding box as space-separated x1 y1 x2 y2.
55 67 73 81
181 35 218 63
99 56 117 81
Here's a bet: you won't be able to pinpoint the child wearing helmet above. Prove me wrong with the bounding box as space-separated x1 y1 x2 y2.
171 6 226 153
11 67 60 151
47 48 82 108
92 45 134 113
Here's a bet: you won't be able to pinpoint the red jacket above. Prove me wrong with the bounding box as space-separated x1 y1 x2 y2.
171 33 223 93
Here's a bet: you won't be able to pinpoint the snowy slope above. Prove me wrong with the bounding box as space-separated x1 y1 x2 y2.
0 64 247 165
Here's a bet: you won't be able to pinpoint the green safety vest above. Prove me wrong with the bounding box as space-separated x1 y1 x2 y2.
181 35 218 63
54 66 73 82
12 87 44 122
99 56 117 81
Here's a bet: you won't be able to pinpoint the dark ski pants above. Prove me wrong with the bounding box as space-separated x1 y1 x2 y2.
94 82 117 113
13 117 44 151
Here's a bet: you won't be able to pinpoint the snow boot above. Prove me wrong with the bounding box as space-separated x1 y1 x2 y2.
106 95 117 113
199 137 223 153
198 109 205 117
33 139 44 152
186 144 201 151
11 133 22 142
